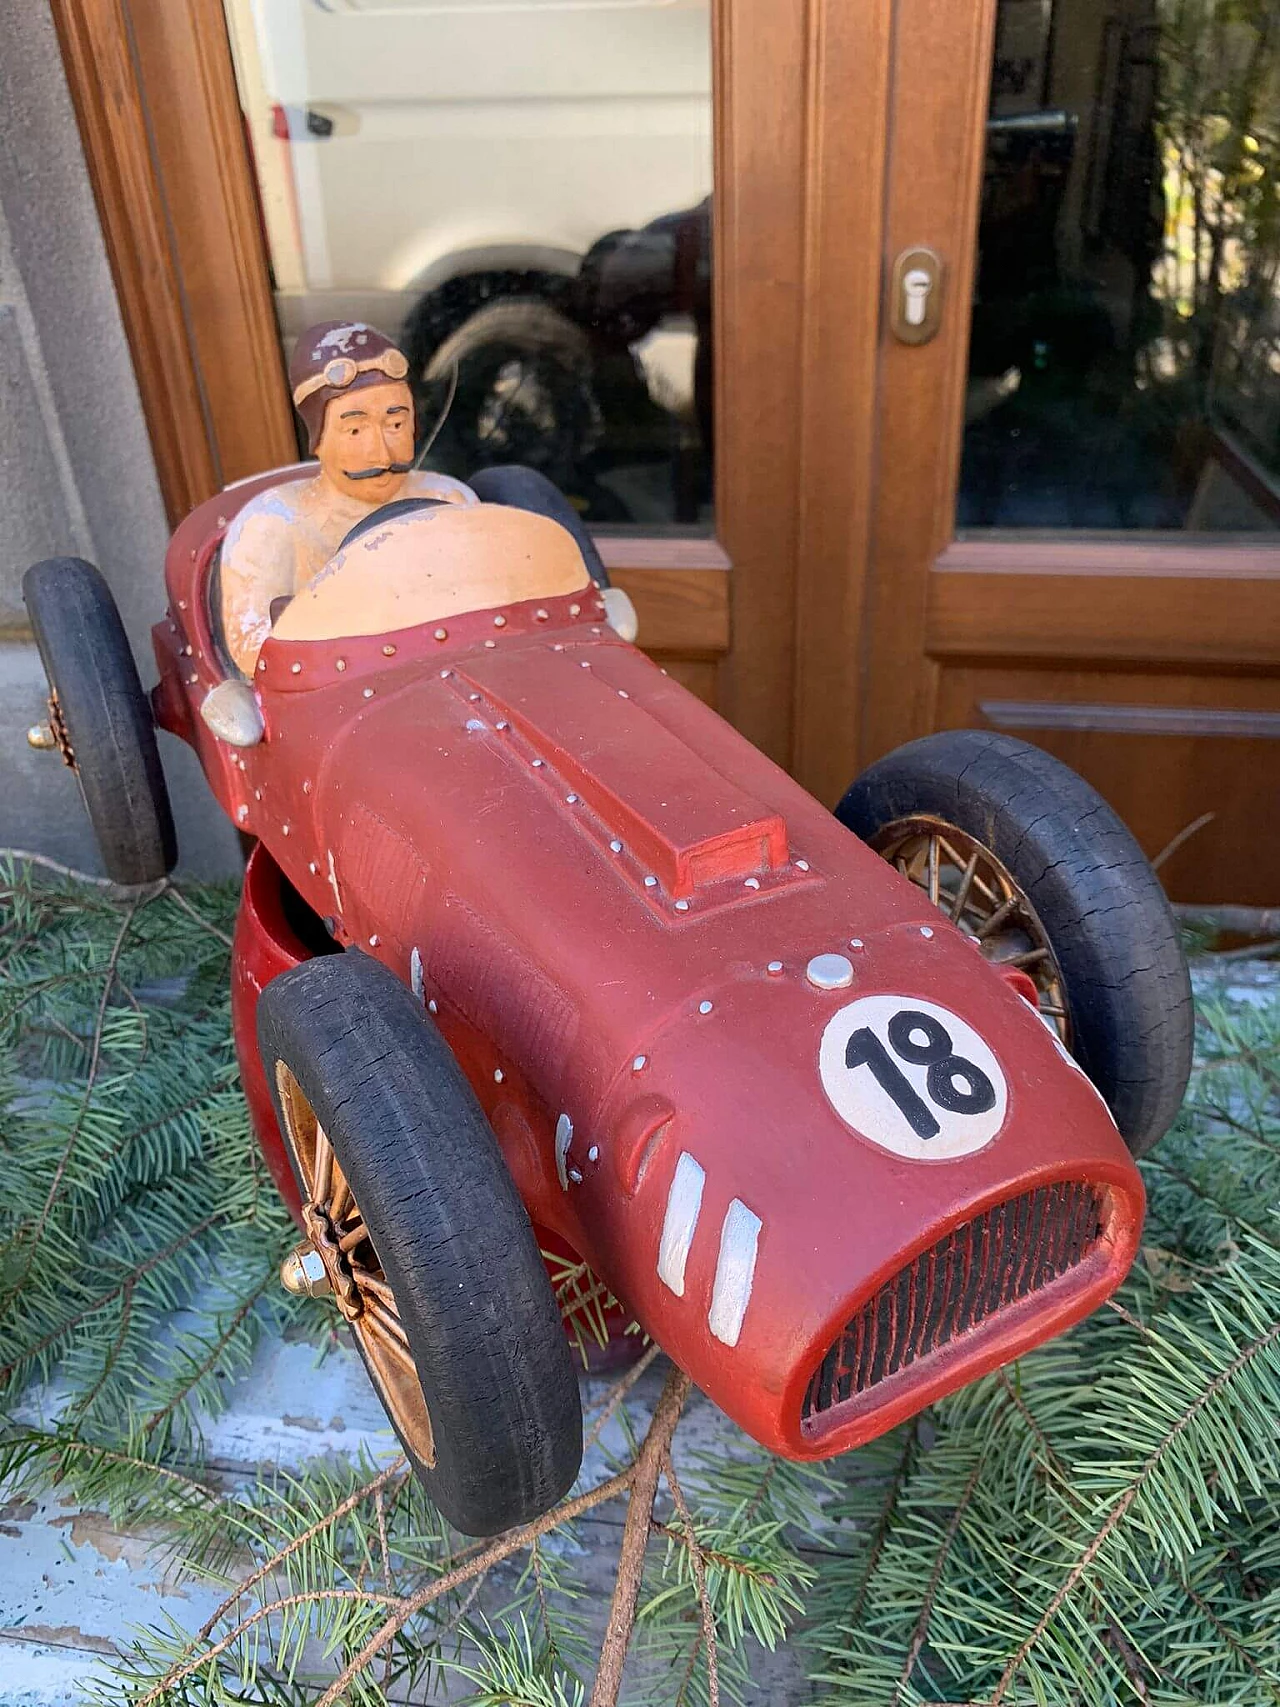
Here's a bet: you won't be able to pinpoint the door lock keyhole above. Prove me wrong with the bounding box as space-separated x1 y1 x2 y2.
890 247 943 344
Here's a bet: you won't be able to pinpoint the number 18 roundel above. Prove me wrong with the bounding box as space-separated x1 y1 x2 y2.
819 995 1008 1161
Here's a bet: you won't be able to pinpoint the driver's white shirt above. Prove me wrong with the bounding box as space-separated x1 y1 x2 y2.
220 470 476 674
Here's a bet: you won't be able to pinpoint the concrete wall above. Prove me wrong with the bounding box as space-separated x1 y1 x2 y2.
0 1 239 879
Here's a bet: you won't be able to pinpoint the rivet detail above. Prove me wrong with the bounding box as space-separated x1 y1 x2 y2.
806 953 855 990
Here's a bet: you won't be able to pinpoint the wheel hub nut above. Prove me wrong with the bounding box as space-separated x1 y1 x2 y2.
280 1242 331 1298
26 722 57 751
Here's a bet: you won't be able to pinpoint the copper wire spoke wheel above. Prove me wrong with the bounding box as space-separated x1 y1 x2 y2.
275 1063 436 1467
870 816 1071 1045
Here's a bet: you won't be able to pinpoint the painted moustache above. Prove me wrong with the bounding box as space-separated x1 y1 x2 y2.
345 461 415 481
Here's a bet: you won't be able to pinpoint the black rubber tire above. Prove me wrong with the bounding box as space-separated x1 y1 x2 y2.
258 951 582 1536
23 557 176 884
835 730 1193 1157
422 297 601 491
467 463 610 589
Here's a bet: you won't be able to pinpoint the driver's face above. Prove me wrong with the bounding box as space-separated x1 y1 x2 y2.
316 379 416 506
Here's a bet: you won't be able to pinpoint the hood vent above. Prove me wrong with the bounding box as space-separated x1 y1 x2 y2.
804 1180 1107 1423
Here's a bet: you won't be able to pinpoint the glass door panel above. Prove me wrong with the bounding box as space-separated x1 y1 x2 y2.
224 0 713 528
960 0 1279 532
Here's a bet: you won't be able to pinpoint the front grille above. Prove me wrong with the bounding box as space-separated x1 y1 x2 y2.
803 1181 1106 1422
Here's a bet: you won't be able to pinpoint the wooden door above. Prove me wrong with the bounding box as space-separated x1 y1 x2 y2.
49 0 890 771
856 0 1280 906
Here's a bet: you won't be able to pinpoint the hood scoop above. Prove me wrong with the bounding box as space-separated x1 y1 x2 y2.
461 645 788 898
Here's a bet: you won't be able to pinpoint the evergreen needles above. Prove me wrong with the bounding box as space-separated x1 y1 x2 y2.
2 855 1278 1705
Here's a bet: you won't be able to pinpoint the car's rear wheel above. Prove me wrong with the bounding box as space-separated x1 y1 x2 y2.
836 729 1193 1157
22 557 176 885
259 951 582 1536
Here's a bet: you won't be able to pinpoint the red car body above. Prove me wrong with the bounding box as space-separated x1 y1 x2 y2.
152 467 1145 1462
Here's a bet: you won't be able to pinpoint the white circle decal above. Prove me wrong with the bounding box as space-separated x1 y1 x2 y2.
819 995 1008 1161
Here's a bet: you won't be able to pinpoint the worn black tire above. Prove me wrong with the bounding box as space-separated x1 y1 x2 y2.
23 557 176 884
835 730 1193 1157
258 951 582 1536
467 463 610 589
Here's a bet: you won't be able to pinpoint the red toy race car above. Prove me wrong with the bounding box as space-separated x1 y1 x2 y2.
24 466 1191 1537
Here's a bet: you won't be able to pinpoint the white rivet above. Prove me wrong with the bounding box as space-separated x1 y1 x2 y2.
569 603 581 617
493 614 506 627
494 1068 504 1083
567 793 578 804
532 758 544 768
849 938 864 950
309 862 318 875
795 859 810 871
237 804 248 821
440 669 452 679
469 692 481 701
302 779 312 794
644 875 658 888
588 1145 600 1162
363 687 375 698
434 628 448 641
632 1055 647 1072
382 644 396 657
216 515 227 528
182 644 192 657
178 599 187 610
618 689 630 699
920 926 934 939
744 877 761 890
369 934 379 947
428 998 438 1014
485 639 496 648
281 823 290 836
592 626 603 635
535 608 549 621
580 660 591 669
188 674 198 685
806 953 854 990
675 899 690 912
568 1167 583 1184
238 759 246 771
699 1000 713 1015
497 720 510 731
610 840 623 853
254 789 262 800
553 643 564 652
290 662 301 674
466 718 485 732
767 960 784 975
336 658 346 671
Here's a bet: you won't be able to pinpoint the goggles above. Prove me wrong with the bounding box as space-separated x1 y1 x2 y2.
292 347 409 406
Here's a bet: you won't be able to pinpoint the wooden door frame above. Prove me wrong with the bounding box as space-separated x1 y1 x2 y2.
858 0 1280 769
50 0 890 795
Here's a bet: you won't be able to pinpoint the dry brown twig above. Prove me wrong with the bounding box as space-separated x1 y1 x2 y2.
663 1447 721 1707
589 1364 692 1707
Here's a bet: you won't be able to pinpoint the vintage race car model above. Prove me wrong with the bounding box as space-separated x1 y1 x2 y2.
24 467 1192 1536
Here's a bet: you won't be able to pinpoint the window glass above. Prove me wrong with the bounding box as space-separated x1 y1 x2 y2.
961 0 1279 531
225 0 713 528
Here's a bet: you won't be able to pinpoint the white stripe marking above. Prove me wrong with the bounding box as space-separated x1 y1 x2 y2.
657 1152 705 1297
410 947 424 1001
708 1199 762 1347
555 1114 573 1192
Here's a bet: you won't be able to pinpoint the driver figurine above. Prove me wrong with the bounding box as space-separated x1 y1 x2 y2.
219 321 475 674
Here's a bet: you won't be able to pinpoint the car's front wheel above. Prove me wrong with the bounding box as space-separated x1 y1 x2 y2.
259 951 583 1536
836 729 1193 1157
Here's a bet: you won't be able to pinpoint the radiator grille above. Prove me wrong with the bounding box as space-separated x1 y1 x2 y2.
803 1181 1106 1422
